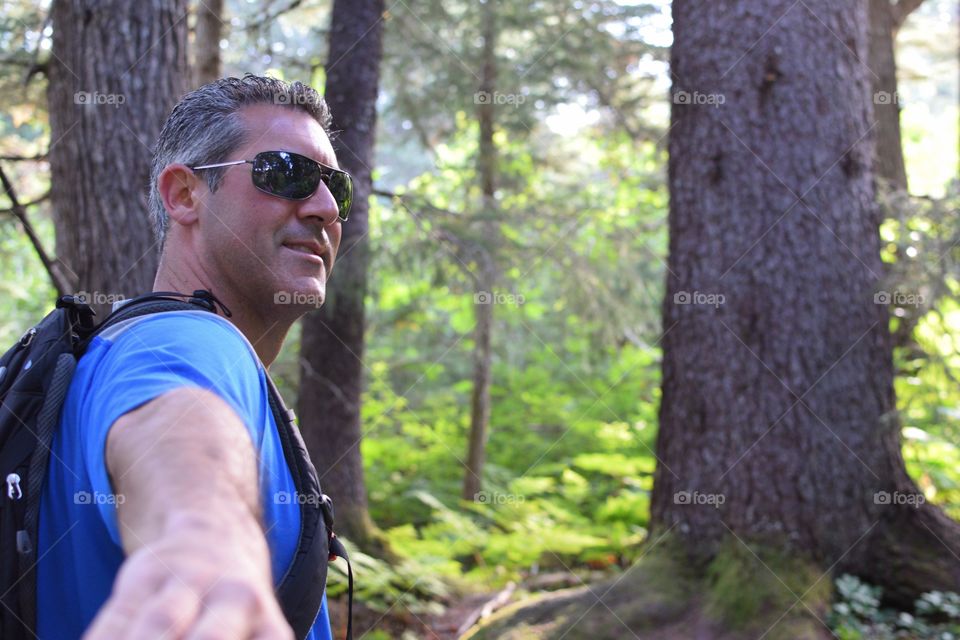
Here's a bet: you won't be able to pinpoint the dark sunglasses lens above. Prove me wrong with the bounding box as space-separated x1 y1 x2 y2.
252 151 319 200
325 171 353 221
253 151 353 220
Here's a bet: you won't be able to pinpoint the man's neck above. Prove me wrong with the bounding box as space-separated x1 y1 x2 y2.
153 256 292 368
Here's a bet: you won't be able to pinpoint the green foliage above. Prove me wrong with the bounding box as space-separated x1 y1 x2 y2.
880 184 960 517
829 574 960 639
325 538 452 615
361 350 658 578
0 215 55 343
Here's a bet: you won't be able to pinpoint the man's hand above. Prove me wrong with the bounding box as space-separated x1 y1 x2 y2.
83 513 293 640
82 387 294 640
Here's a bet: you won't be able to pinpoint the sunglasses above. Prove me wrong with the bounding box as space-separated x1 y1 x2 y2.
190 150 353 221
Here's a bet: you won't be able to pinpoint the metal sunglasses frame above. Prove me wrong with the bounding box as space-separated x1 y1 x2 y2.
190 151 352 221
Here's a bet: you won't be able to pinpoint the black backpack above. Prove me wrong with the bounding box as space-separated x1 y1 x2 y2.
0 290 353 640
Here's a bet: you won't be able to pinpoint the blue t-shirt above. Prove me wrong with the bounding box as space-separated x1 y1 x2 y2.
37 310 332 639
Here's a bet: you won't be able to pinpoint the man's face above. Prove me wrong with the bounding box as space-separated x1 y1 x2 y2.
196 104 343 316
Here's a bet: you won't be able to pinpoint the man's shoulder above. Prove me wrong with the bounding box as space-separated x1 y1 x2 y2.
98 308 242 341
75 310 266 402
94 310 259 364
69 310 271 441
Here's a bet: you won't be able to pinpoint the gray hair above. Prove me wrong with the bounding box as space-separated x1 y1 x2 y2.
148 74 332 248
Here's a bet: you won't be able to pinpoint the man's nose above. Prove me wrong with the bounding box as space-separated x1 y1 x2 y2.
298 181 341 227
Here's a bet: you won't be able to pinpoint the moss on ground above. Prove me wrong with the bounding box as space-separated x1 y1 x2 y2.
703 538 833 639
463 540 699 640
463 535 834 640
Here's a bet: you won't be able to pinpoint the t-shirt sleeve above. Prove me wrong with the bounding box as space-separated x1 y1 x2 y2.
79 313 268 546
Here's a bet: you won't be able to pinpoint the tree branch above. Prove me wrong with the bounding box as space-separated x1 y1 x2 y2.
373 188 482 285
0 166 70 295
0 191 49 213
891 0 926 32
373 188 462 218
0 153 47 162
24 8 52 86
243 0 303 31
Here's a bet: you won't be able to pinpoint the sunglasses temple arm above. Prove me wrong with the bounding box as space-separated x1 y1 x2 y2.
190 159 252 170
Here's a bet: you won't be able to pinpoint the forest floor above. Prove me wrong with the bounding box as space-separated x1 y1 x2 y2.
327 547 837 640
328 588 524 639
327 593 491 639
329 588 835 640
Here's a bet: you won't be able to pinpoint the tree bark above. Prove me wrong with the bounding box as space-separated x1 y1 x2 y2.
47 0 188 312
651 0 960 609
192 0 224 87
298 0 385 551
462 0 498 502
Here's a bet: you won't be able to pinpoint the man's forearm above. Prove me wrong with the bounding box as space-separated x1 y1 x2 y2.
106 387 265 557
83 387 292 640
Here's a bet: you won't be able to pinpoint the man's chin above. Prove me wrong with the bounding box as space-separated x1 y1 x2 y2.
270 284 326 311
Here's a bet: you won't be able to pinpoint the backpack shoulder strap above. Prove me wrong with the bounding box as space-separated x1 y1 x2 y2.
263 373 336 639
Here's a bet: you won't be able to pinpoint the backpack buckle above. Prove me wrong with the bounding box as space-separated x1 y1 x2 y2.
56 295 97 332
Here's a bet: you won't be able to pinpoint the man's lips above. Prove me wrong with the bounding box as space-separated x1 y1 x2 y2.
282 240 331 270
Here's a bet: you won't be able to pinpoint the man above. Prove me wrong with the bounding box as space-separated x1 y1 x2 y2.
36 75 351 639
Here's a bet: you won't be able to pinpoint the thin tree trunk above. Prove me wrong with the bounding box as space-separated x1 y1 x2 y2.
193 0 224 87
298 0 385 551
463 265 494 501
650 0 960 608
868 0 908 192
868 0 926 352
462 0 498 502
47 0 188 312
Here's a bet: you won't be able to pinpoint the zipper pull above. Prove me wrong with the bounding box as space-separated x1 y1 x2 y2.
19 327 36 347
7 473 22 500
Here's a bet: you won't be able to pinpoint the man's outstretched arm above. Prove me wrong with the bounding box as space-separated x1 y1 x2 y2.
83 387 293 640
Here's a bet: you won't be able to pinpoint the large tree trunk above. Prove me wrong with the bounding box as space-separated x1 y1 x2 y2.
651 0 960 609
462 0 499 503
192 0 224 87
47 0 188 311
298 0 385 552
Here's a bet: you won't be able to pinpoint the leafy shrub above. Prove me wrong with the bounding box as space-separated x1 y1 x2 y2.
829 574 960 639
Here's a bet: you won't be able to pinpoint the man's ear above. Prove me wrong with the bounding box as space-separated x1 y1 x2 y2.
157 164 203 227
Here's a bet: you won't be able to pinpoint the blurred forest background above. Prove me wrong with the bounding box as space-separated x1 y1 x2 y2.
0 1 958 638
